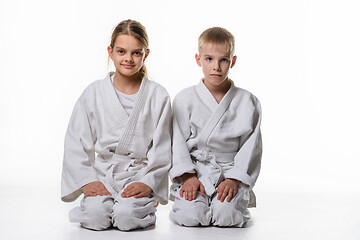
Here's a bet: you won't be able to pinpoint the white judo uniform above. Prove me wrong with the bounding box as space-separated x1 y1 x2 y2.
169 80 262 227
61 73 171 231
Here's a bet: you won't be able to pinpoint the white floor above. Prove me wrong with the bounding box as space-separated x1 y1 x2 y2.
0 185 359 240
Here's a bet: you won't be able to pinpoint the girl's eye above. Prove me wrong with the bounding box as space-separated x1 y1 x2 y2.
133 51 142 56
221 58 229 62
206 57 212 61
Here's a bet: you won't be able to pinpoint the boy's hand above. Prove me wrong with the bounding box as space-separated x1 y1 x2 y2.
216 178 240 202
121 182 152 198
180 173 205 201
82 181 111 197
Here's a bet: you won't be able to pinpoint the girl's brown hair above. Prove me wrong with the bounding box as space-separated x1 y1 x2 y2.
109 19 149 77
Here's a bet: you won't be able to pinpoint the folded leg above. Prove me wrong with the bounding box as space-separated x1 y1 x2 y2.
69 195 114 230
169 187 211 226
112 194 157 231
210 188 250 227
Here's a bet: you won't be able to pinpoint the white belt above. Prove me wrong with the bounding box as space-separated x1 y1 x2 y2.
191 149 236 196
101 153 146 193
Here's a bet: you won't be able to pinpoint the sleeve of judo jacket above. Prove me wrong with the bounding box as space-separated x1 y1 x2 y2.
137 87 172 205
61 91 99 202
169 92 197 183
224 95 262 190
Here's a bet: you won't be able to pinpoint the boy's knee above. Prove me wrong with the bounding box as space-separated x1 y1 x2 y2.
170 199 211 226
211 197 250 227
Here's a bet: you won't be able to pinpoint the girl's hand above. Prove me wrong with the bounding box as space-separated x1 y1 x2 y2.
216 178 240 202
82 181 111 197
121 182 152 198
180 173 205 201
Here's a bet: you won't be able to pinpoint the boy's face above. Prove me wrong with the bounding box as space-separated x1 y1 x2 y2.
195 42 236 89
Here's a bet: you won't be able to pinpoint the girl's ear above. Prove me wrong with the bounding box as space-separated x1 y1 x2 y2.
107 46 113 58
143 49 150 62
195 53 201 67
230 55 237 68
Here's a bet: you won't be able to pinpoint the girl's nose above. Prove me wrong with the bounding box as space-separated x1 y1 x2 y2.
125 53 133 62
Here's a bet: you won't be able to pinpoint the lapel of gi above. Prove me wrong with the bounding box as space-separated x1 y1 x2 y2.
115 75 149 155
103 72 129 123
196 80 237 150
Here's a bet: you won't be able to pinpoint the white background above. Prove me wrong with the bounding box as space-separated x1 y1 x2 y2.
1 0 359 198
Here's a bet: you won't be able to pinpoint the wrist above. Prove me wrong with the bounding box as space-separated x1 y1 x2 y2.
228 178 241 185
181 173 197 182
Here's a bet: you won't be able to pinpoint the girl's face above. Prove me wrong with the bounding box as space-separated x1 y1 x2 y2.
108 34 149 79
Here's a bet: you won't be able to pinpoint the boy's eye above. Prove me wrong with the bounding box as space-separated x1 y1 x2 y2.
206 57 212 61
118 50 125 54
221 58 229 62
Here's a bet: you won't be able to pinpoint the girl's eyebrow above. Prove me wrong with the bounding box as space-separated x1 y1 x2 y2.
114 47 143 52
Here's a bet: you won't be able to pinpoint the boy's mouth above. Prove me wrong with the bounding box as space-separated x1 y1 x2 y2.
210 74 222 77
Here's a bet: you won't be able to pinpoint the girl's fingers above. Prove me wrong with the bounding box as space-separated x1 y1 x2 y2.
133 191 146 198
217 188 224 200
180 188 184 198
220 187 229 202
227 189 233 202
200 184 205 196
192 188 197 200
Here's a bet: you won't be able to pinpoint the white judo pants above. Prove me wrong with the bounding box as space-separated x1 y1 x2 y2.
69 183 157 231
169 186 250 227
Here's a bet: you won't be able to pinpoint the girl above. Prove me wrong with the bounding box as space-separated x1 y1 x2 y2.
61 19 171 231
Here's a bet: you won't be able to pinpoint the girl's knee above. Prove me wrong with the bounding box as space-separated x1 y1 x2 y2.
76 196 113 230
112 197 156 231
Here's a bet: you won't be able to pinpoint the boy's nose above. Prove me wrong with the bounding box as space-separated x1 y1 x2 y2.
213 62 221 71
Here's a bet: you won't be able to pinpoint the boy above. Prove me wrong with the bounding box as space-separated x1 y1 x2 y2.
169 27 262 227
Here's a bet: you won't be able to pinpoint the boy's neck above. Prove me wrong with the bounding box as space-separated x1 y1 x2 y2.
113 72 142 95
202 78 231 103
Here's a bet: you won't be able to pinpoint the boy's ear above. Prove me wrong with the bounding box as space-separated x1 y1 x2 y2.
230 55 237 68
195 53 201 67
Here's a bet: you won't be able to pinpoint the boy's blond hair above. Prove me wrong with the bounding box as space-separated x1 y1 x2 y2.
198 27 235 57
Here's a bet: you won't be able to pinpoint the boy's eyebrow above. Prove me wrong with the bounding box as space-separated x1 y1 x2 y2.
203 54 230 58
